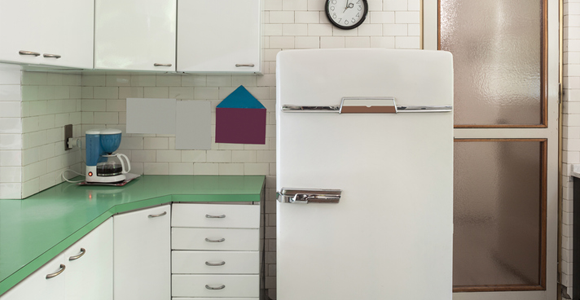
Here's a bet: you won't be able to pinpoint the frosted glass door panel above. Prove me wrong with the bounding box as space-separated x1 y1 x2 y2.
453 140 545 290
440 0 544 126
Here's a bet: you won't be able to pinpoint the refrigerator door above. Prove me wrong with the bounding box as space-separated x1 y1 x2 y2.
276 49 453 300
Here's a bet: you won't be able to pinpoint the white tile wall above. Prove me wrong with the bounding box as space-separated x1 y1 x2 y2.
0 64 22 198
564 0 578 297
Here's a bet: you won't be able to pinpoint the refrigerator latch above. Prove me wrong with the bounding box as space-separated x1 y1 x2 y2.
277 188 342 204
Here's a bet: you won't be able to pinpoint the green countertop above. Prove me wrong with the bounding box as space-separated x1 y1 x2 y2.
0 175 265 296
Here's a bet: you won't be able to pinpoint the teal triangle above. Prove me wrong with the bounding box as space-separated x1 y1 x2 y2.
217 85 265 109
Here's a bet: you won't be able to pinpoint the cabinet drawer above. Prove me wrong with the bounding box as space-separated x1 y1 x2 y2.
172 251 259 274
172 228 259 251
172 203 260 228
172 275 259 298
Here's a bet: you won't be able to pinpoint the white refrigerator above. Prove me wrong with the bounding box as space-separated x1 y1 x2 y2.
276 49 454 300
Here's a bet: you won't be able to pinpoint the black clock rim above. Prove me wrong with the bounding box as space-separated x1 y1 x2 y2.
325 0 369 30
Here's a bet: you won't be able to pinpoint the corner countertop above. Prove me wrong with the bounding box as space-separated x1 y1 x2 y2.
0 175 265 296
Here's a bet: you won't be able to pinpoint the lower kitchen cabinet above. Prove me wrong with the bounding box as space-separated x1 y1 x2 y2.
114 205 171 300
64 218 113 300
1 218 113 300
171 203 261 299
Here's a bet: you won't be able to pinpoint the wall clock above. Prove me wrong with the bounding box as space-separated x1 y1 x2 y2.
325 0 368 30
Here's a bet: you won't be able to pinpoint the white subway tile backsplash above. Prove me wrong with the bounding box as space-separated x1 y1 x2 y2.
169 87 194 99
156 75 181 87
0 183 21 198
193 162 219 175
307 0 324 10
295 36 320 48
295 11 319 23
144 137 169 150
0 102 21 118
119 87 145 99
82 75 106 87
244 163 270 175
144 87 169 98
182 76 207 87
218 163 244 175
283 0 307 11
0 166 21 182
94 112 119 124
270 11 295 23
207 150 232 162
345 37 371 48
308 24 332 36
0 134 23 150
194 87 219 99
157 150 182 162
169 162 194 175
283 24 308 35
182 150 206 162
144 162 169 175
370 11 394 23
0 118 22 134
130 75 157 87
0 85 22 101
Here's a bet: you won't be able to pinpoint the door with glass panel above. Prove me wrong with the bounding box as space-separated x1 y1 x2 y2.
423 0 559 299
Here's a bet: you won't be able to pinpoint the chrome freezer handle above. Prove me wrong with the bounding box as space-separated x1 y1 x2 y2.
277 188 342 204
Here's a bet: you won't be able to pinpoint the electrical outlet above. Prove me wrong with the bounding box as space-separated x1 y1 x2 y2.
64 124 73 151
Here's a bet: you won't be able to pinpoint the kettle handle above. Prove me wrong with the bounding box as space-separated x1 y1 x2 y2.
116 153 131 173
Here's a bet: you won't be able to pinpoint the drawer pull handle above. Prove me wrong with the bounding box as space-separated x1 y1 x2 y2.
46 264 66 279
69 248 86 261
205 237 225 243
235 63 254 67
148 211 167 218
19 50 40 56
43 53 61 59
205 214 226 218
205 261 226 266
154 63 172 67
205 284 226 290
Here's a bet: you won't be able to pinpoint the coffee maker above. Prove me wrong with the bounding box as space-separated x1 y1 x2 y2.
85 128 131 183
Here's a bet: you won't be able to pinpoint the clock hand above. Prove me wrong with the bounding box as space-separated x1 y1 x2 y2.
344 2 354 12
344 0 349 12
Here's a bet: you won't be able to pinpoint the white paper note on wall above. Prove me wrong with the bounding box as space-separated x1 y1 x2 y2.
176 100 211 150
126 98 176 134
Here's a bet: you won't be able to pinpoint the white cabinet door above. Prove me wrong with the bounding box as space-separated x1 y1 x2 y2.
95 0 176 71
64 218 113 300
44 0 94 69
0 0 93 68
114 205 171 300
0 254 65 300
177 0 261 73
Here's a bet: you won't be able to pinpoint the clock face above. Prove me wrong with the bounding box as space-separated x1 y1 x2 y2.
325 0 368 30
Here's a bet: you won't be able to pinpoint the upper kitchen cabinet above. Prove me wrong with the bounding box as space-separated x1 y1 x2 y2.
177 0 262 74
0 0 94 68
95 0 176 72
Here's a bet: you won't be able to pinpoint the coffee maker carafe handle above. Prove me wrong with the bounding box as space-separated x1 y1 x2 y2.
117 153 131 173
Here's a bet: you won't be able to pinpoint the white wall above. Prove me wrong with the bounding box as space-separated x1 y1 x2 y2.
563 0 580 296
0 68 83 199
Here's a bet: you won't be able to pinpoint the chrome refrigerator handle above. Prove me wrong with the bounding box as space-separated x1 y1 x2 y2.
277 188 342 204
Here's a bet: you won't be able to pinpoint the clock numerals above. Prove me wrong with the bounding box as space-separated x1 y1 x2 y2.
338 18 342 23
356 12 360 17
333 13 337 19
351 18 356 23
357 5 362 10
332 0 337 3
330 5 335 10
344 20 349 25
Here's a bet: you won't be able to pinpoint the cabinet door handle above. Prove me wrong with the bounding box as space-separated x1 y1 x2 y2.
205 214 226 218
19 50 40 56
205 237 225 243
154 63 172 67
235 64 255 67
205 284 226 290
46 264 66 279
148 211 167 218
43 53 61 59
205 261 226 266
68 248 86 261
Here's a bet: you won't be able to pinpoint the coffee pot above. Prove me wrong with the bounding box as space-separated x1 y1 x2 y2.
85 128 131 183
